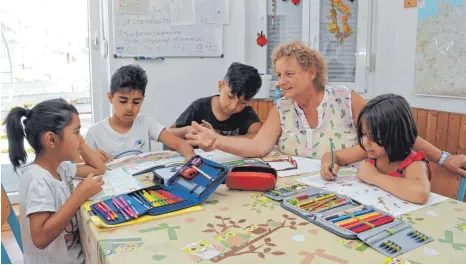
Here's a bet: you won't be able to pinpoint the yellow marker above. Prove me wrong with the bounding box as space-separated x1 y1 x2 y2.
298 194 336 207
335 212 379 226
143 190 159 206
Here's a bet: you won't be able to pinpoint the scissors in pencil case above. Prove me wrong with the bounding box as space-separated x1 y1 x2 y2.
267 156 298 171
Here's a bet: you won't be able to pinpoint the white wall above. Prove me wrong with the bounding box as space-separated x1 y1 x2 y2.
99 0 466 129
369 0 466 114
103 0 246 127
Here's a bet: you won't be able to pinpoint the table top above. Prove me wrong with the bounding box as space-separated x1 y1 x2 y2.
78 171 466 264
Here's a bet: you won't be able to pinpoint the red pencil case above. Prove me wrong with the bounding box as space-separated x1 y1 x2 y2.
226 166 277 191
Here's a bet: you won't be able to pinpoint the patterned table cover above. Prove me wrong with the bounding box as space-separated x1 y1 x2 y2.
78 170 466 264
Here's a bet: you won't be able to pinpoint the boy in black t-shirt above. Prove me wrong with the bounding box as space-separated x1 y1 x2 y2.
169 62 263 139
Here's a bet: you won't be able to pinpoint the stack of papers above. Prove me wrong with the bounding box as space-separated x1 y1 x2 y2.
296 168 448 216
72 168 144 201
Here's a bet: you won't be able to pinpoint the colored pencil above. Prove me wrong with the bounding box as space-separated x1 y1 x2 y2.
325 205 365 220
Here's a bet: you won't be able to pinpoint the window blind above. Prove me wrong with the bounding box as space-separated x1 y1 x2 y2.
266 1 303 79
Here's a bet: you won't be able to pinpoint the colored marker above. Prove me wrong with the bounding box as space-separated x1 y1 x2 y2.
133 193 151 208
336 211 378 226
112 198 129 220
98 203 116 220
119 196 137 218
334 208 375 224
159 190 183 202
312 198 348 211
329 138 335 177
131 194 150 209
325 205 365 221
100 201 118 219
342 214 386 229
93 204 111 220
351 216 395 233
113 197 131 218
298 194 336 207
142 190 158 206
127 199 139 215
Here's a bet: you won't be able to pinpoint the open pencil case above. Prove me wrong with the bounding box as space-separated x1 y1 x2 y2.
91 155 229 225
263 185 433 258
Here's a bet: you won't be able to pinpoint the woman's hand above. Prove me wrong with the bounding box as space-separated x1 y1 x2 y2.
186 121 219 151
443 154 466 176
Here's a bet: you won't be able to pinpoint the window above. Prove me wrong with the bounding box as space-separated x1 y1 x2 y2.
1 0 95 203
266 0 305 78
257 0 371 93
310 0 371 92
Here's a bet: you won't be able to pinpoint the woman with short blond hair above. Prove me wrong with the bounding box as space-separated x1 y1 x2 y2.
186 41 466 177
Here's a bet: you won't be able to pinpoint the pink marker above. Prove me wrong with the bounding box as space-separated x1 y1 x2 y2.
96 203 113 220
115 197 135 218
112 198 130 220
119 196 137 217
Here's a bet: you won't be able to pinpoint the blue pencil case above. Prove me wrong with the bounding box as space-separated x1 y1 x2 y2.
263 185 433 258
90 155 229 225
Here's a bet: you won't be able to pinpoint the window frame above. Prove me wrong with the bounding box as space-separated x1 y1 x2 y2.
309 0 372 93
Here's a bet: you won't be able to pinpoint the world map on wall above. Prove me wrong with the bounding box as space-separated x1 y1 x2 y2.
414 0 466 97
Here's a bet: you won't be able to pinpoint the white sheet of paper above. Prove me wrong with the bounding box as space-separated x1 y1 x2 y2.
296 168 448 216
169 0 196 26
73 168 144 201
206 0 230 24
195 149 244 164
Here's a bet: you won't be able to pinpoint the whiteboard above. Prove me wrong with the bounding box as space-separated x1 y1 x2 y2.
112 0 224 58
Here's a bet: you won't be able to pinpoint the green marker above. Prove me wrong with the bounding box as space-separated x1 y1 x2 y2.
329 139 335 176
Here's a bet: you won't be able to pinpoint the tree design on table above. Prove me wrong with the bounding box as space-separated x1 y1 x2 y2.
201 214 308 263
242 194 280 214
396 214 424 225
438 230 466 251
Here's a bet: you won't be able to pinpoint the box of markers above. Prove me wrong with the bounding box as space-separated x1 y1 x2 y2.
90 155 229 225
263 184 433 258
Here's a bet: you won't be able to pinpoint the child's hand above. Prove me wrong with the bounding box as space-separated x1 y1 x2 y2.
186 121 218 151
79 135 86 146
201 120 214 131
74 174 104 202
320 152 339 181
356 161 378 185
97 149 113 163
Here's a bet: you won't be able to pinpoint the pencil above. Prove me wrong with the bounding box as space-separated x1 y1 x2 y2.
192 165 212 181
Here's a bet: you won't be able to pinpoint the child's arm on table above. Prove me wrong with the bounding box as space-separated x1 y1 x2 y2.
159 129 195 160
320 146 368 181
357 161 430 204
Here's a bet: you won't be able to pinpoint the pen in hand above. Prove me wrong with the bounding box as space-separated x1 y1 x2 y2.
329 139 335 180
